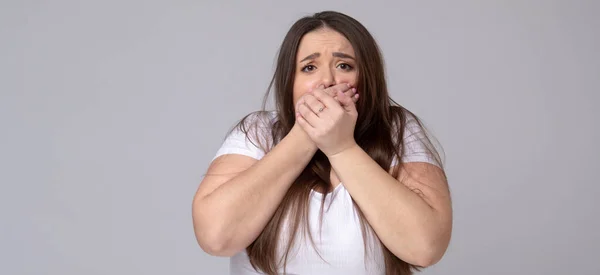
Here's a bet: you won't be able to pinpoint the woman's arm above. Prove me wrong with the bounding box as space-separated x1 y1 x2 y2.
192 124 316 257
295 88 451 267
328 146 452 267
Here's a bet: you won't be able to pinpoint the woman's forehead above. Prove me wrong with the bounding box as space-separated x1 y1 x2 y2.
296 29 355 58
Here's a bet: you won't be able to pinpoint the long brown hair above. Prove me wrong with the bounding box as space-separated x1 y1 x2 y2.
234 11 443 275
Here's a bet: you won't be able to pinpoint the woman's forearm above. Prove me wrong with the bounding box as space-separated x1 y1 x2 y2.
193 125 316 256
327 144 451 267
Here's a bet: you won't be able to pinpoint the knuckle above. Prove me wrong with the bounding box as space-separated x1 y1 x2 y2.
314 90 324 98
298 105 309 115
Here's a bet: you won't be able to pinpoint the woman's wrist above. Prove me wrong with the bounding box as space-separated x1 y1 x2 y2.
290 123 318 152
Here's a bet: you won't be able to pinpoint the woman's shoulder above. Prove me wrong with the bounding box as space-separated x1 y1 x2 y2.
230 110 278 150
390 106 444 167
389 106 421 132
212 111 278 161
236 110 278 129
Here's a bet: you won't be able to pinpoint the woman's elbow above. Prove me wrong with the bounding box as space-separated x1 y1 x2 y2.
194 228 240 257
197 239 238 257
413 232 451 267
412 247 444 268
192 204 239 256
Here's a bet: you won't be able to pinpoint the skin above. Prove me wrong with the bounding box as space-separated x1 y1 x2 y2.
191 28 357 258
295 28 452 266
193 27 451 268
293 27 359 187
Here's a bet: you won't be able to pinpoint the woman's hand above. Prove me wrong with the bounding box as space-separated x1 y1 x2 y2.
292 83 358 147
295 84 359 157
295 83 358 112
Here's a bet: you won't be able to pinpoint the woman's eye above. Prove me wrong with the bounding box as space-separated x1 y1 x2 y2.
301 65 316 72
338 63 353 71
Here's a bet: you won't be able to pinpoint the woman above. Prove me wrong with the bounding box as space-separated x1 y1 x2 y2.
192 11 452 275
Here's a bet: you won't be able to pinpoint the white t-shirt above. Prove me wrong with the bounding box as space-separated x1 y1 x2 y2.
212 111 439 275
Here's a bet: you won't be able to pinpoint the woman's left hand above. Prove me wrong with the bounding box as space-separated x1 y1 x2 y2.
295 85 359 157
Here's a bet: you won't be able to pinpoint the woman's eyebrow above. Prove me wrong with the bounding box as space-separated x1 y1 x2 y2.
299 52 355 63
300 53 320 63
332 52 355 60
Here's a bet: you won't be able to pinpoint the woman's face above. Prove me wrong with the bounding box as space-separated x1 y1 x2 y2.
293 28 358 106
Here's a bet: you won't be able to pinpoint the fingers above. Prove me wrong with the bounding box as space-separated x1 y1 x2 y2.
314 83 357 104
334 87 359 103
336 90 357 112
308 83 358 110
296 104 319 127
336 90 353 106
321 83 351 97
296 94 323 126
312 89 341 111
303 94 326 116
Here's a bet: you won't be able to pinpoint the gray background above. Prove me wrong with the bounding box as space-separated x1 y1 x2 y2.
1 1 598 274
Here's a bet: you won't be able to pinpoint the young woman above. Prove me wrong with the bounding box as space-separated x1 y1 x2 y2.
192 11 452 275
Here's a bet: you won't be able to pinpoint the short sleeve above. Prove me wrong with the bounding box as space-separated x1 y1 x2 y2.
211 112 274 161
392 113 441 167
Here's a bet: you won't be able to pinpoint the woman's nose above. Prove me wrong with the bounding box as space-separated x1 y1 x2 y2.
319 69 336 87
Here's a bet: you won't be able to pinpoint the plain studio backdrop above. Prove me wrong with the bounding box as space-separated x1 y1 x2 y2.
1 1 598 274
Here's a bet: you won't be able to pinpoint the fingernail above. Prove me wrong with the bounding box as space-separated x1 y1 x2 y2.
346 83 351 87
352 88 356 93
